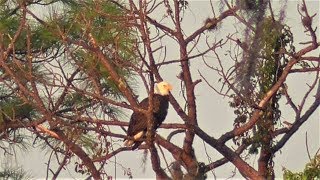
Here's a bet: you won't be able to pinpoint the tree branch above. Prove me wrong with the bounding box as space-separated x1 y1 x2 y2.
192 125 262 179
219 43 319 144
54 130 101 179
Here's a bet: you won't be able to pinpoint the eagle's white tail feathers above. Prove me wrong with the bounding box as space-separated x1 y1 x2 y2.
124 140 134 147
124 131 144 147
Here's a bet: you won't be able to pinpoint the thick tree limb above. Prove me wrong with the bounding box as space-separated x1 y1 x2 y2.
219 43 319 144
272 90 320 153
54 130 101 179
192 125 263 179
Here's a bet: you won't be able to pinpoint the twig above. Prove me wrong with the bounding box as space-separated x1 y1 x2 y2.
305 131 312 161
167 129 185 142
35 125 60 140
157 143 174 178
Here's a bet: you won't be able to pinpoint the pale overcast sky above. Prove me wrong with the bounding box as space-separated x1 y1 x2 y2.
3 0 319 179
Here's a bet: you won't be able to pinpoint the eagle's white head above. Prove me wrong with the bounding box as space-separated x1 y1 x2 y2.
155 81 173 96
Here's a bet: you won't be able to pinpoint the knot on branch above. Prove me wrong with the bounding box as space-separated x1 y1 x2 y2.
302 16 312 28
204 18 218 31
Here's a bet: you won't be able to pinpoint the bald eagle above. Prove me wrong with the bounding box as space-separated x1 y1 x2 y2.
124 81 173 149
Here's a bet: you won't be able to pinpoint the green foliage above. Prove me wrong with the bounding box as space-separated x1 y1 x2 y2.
79 134 108 159
55 1 137 60
63 92 90 108
0 97 34 123
30 24 60 51
237 0 262 11
283 154 320 180
0 2 60 61
51 1 138 98
231 16 296 159
249 17 285 155
74 50 129 98
0 0 138 178
237 0 268 22
0 167 31 180
259 17 282 90
0 16 26 51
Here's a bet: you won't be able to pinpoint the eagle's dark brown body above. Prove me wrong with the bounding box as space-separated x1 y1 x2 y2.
126 94 169 149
